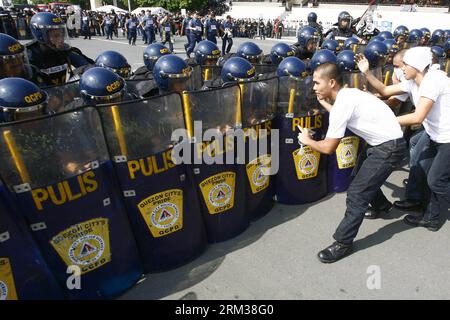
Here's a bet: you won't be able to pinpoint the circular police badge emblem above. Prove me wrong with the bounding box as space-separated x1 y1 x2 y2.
298 154 317 175
0 281 7 300
150 202 180 229
252 164 269 187
68 235 105 266
209 183 232 207
339 144 355 165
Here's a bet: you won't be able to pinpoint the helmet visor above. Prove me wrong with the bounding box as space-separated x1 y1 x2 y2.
0 52 31 79
2 102 47 122
41 26 71 51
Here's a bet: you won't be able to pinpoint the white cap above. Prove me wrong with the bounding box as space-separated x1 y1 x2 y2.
403 47 433 72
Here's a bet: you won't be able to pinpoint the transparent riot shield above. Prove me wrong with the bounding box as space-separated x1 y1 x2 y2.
201 65 222 83
342 71 368 91
125 78 157 98
43 80 81 113
97 95 207 272
254 64 278 76
0 182 65 300
189 64 204 91
439 58 450 77
182 85 249 243
382 64 395 86
239 77 277 219
274 76 328 204
0 107 143 299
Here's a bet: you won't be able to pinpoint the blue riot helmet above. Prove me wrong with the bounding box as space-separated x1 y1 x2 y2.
143 43 170 72
393 25 409 44
444 29 450 41
336 50 357 72
430 29 445 46
0 77 48 122
30 12 69 50
431 46 446 64
338 11 352 31
194 40 221 66
307 12 317 24
420 27 431 42
384 39 400 54
0 33 30 79
344 37 359 51
378 31 394 41
310 49 338 72
321 39 340 54
95 51 131 78
79 67 126 105
445 39 450 56
276 57 307 79
221 57 257 84
297 26 320 52
270 42 296 64
363 40 388 68
407 29 423 44
153 54 193 93
236 42 263 64
369 35 385 43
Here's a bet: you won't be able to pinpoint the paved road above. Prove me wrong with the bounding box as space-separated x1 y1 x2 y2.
69 35 450 300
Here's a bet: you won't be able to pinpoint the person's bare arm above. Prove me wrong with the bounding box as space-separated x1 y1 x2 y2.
397 96 434 126
317 97 333 112
355 54 405 97
298 127 341 155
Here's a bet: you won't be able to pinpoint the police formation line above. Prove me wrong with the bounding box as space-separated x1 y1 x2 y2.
0 11 449 300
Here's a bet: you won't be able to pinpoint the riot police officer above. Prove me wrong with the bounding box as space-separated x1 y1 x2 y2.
0 77 49 123
293 26 320 60
95 51 132 79
132 43 170 79
67 67 135 109
393 25 409 49
309 49 338 73
221 56 257 85
324 11 357 42
235 41 263 64
0 33 42 85
153 54 194 94
265 42 296 65
307 12 323 39
407 29 424 47
430 29 445 46
276 56 308 79
221 15 234 55
321 39 341 55
379 31 394 41
343 36 360 52
363 40 388 70
26 12 94 87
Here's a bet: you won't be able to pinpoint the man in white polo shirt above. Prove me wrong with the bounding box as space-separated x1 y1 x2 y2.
298 62 406 263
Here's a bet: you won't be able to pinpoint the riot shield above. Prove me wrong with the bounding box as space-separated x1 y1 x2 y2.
43 80 81 113
189 64 204 91
254 64 278 76
0 183 65 300
342 71 368 91
0 107 143 299
125 78 157 98
239 77 277 219
182 85 249 243
201 65 222 83
275 76 328 204
382 64 395 86
15 15 32 40
439 58 450 77
97 95 207 272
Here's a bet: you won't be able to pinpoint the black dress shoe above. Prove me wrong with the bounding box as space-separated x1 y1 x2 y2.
393 199 422 211
364 202 393 219
318 241 353 263
403 214 440 231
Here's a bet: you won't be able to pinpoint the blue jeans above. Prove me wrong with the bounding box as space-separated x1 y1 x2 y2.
333 138 407 244
416 134 450 223
405 129 429 202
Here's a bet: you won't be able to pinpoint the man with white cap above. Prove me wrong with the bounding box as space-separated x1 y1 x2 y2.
358 47 450 231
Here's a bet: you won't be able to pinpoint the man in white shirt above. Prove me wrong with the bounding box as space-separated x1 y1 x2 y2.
357 47 450 230
298 62 406 263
